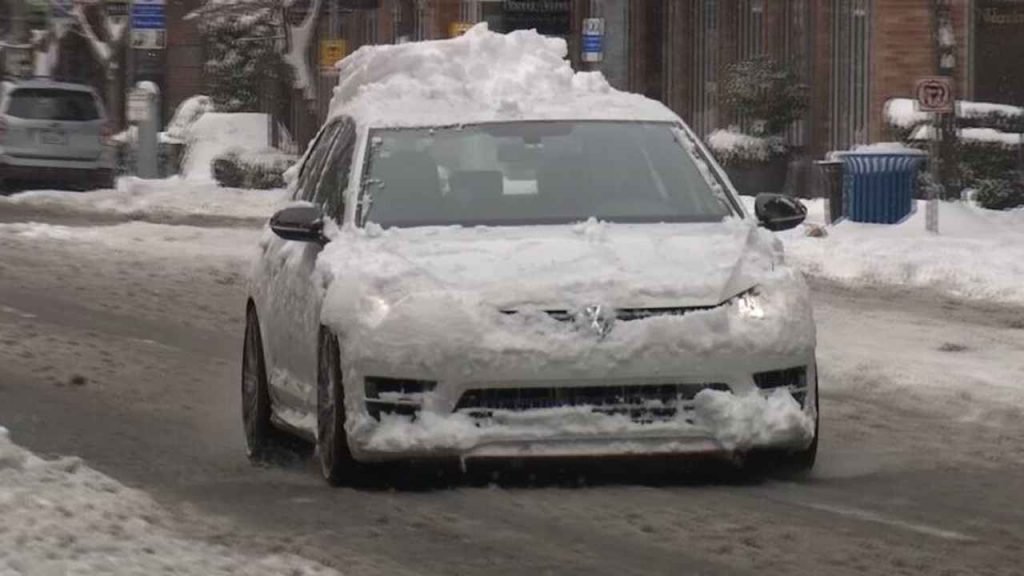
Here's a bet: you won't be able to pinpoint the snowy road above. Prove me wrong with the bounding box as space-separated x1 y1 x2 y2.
1 219 1022 575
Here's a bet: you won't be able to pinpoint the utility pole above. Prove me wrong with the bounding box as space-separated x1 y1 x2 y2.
933 0 959 200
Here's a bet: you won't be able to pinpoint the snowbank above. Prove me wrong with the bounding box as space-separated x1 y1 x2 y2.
756 198 1024 306
0 425 340 575
331 23 675 128
911 125 1022 146
0 220 262 263
165 94 216 142
180 112 275 180
0 177 287 223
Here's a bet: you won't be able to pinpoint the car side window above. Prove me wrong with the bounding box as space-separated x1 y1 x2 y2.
313 118 357 221
294 122 341 202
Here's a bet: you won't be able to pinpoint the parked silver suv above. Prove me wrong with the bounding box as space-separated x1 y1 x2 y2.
0 80 116 191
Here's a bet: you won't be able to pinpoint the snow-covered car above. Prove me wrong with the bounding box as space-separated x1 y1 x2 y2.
243 26 818 484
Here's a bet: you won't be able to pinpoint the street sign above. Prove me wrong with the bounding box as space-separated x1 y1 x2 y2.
449 21 474 37
915 76 955 113
581 17 604 63
105 0 129 18
131 0 166 50
319 39 348 74
51 0 74 23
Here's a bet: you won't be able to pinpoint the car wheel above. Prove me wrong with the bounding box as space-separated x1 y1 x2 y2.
242 305 297 462
317 327 360 486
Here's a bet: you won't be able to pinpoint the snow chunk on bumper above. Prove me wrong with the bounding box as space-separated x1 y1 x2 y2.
693 388 815 451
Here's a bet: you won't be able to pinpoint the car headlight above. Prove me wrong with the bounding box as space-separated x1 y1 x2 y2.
734 288 765 319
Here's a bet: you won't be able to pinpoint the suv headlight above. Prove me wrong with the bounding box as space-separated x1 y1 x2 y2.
733 288 765 319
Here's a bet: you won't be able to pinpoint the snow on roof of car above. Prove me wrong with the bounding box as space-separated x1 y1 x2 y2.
329 24 679 129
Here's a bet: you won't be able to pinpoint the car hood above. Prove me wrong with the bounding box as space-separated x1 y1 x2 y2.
317 218 781 310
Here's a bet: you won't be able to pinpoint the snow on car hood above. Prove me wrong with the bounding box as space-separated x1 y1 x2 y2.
321 218 768 311
315 219 815 378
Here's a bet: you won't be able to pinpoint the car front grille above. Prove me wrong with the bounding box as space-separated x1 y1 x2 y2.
505 306 717 323
454 383 730 424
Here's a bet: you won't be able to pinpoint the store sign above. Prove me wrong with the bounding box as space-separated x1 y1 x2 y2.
581 17 604 62
503 0 571 36
131 0 166 50
320 39 348 74
449 21 475 37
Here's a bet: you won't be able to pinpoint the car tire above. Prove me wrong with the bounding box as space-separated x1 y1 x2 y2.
317 327 360 486
242 305 298 462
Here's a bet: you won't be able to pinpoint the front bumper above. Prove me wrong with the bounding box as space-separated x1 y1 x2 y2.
343 354 818 462
0 153 115 187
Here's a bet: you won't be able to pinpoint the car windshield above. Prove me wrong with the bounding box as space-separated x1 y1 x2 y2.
362 121 734 228
5 88 101 121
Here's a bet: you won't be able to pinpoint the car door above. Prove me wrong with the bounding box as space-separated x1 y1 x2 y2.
260 118 359 431
258 120 342 430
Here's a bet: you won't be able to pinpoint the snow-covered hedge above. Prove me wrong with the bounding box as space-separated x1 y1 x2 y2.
706 129 786 164
212 149 296 189
884 97 1023 208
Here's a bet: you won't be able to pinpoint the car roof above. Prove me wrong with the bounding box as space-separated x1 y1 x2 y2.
5 79 98 94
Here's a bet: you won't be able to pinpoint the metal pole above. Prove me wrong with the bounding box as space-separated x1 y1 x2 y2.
927 118 940 234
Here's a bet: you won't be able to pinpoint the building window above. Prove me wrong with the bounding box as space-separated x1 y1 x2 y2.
831 0 871 150
738 0 765 59
689 0 719 137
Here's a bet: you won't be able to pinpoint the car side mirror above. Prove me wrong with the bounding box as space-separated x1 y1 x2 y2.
270 205 325 243
755 193 807 232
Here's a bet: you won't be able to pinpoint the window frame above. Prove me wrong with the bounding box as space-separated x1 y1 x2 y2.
312 117 358 222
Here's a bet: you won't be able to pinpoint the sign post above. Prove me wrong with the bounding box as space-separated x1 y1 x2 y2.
581 18 604 63
915 76 954 234
319 39 347 76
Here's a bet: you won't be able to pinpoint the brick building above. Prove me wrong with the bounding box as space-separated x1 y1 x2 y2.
290 0 1023 163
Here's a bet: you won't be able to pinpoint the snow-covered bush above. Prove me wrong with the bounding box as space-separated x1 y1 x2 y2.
723 55 808 138
974 178 1024 211
212 149 295 189
191 1 291 112
707 128 786 164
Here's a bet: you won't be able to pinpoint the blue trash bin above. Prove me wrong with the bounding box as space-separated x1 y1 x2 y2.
835 150 927 224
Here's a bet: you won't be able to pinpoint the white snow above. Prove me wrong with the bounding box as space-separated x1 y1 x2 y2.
886 97 1024 128
164 94 216 142
0 177 287 222
706 129 785 163
884 98 931 129
0 425 340 575
910 125 1022 146
179 112 275 180
751 197 1024 306
330 23 675 129
0 220 263 263
358 389 814 455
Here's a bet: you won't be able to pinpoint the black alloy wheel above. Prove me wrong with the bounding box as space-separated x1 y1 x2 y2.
242 306 295 461
317 327 359 485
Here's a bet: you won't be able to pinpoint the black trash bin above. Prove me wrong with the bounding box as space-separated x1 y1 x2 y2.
815 160 844 224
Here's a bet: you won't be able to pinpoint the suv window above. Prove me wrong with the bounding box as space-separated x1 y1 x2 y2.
6 89 101 121
294 122 342 201
313 118 357 220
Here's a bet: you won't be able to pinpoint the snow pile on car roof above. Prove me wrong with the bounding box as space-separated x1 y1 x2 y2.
331 24 676 127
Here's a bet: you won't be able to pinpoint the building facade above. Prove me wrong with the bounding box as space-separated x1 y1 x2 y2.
295 0 1024 163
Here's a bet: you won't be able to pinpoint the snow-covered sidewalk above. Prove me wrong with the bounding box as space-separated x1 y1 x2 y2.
765 198 1024 307
0 426 339 576
0 177 288 225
